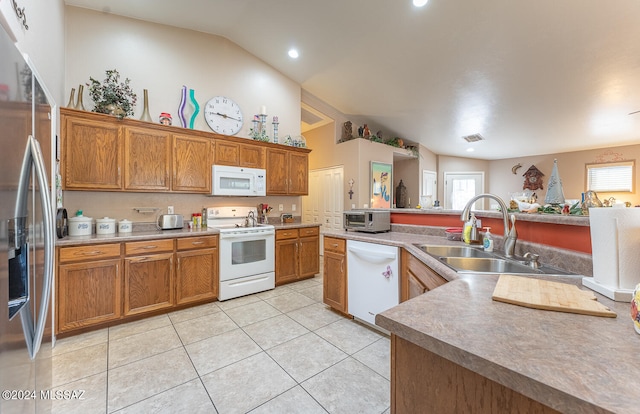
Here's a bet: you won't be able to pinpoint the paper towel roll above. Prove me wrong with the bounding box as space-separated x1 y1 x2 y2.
586 208 640 301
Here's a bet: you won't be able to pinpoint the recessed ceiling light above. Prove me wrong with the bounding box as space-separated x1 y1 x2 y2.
288 49 299 59
466 147 475 152
413 0 429 7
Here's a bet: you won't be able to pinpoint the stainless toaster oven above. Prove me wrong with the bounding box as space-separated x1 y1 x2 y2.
344 210 391 233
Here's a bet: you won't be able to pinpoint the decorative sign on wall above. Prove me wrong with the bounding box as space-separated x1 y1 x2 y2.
371 161 392 209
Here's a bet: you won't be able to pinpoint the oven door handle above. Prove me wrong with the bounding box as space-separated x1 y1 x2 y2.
220 230 275 239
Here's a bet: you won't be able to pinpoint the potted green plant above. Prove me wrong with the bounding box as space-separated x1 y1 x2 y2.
87 69 137 119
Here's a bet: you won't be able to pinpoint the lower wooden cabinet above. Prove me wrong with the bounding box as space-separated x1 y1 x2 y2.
322 236 348 314
176 236 219 305
57 244 122 333
56 235 220 336
401 248 447 302
275 226 320 286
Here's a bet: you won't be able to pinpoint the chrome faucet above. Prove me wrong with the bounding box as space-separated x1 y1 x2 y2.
245 211 257 227
460 193 517 257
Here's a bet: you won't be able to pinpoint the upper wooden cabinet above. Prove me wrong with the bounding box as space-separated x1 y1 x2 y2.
173 134 212 193
63 112 122 190
214 140 265 169
124 126 171 191
266 148 309 195
60 108 309 194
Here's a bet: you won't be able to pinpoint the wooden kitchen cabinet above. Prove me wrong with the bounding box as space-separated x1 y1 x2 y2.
214 139 265 168
173 134 212 193
265 148 309 195
400 249 447 302
123 126 171 191
57 244 122 333
175 235 219 305
123 239 175 316
322 236 348 314
275 226 320 286
62 111 122 190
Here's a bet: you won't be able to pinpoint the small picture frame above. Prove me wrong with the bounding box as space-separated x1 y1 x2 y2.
370 161 392 208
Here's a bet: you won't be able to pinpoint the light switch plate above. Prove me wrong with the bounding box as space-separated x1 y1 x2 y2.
279 204 284 212
292 204 296 212
167 206 174 214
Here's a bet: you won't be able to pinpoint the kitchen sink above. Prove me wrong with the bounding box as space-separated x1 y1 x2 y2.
415 243 572 276
415 245 494 258
439 257 541 274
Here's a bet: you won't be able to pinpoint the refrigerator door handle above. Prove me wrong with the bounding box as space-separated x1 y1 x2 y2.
16 136 54 360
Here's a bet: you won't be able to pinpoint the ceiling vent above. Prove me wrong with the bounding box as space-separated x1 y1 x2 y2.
463 133 484 143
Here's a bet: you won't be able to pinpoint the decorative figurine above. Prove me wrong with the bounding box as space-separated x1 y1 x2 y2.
363 124 371 138
342 121 353 141
159 112 172 125
544 159 565 205
358 125 364 137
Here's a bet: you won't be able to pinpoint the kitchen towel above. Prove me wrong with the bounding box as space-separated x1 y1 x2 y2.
584 208 640 301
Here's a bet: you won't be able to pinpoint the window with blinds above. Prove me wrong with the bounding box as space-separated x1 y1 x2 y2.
585 161 635 192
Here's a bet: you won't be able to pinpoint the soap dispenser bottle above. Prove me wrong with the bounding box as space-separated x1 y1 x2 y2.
483 227 494 252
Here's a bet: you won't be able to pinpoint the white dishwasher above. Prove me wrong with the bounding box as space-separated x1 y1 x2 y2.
347 240 399 326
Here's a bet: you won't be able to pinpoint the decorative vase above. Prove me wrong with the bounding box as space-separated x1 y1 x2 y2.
74 84 85 110
67 88 76 108
140 89 152 122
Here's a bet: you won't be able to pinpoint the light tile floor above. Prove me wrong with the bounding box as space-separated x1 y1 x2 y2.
45 273 391 414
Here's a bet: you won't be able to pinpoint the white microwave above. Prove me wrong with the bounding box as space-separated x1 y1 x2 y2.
211 165 266 196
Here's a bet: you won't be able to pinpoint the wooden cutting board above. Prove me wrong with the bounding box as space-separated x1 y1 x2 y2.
492 275 617 318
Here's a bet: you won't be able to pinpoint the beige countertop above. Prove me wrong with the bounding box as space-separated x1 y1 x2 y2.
324 228 637 413
56 222 320 247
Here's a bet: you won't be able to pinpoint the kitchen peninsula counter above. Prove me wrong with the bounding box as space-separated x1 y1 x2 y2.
322 228 636 413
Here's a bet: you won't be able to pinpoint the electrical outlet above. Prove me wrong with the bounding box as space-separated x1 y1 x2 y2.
278 204 284 212
363 204 369 209
167 206 174 214
351 204 356 209
292 204 296 212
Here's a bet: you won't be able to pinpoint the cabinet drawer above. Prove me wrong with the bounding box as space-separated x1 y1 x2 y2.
125 239 174 255
59 244 121 263
276 229 299 240
299 226 319 238
324 237 345 254
176 235 218 251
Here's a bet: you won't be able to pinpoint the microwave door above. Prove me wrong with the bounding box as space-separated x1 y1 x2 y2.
12 136 54 359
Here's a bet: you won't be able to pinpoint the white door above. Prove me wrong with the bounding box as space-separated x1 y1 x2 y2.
444 172 484 210
422 170 437 205
303 166 344 249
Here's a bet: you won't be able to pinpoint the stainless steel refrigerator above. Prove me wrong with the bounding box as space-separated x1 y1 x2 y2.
0 21 55 414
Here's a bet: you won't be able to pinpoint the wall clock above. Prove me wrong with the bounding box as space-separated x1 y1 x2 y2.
204 96 243 135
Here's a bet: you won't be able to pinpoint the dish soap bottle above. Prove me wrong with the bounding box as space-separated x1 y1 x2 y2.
463 214 474 244
483 227 494 252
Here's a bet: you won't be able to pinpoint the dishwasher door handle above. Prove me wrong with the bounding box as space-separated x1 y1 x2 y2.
348 245 396 263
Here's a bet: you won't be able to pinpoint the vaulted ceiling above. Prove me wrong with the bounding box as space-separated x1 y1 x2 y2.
65 0 640 160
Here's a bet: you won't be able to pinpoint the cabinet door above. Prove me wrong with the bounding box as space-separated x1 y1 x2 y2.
275 239 299 285
288 152 309 195
63 114 122 189
173 134 212 193
265 148 288 195
299 234 320 278
57 258 122 333
176 247 218 305
214 140 240 166
124 126 171 191
323 250 347 313
401 249 447 302
239 144 265 168
124 252 174 316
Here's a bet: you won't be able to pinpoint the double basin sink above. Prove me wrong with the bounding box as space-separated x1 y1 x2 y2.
415 244 571 276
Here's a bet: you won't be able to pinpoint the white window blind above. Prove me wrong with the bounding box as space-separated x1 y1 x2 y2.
586 161 634 192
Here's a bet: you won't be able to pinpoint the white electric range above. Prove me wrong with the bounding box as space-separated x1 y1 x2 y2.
206 206 275 300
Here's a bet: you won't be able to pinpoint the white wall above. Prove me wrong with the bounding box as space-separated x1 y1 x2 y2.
65 7 301 140
0 0 65 105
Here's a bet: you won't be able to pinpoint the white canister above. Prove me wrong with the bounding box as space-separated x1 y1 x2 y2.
96 217 116 235
118 219 132 233
68 215 93 236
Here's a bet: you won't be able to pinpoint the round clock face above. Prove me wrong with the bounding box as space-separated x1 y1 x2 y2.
204 96 243 135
